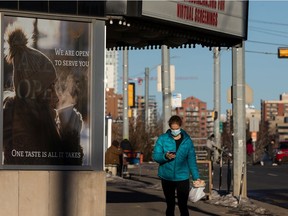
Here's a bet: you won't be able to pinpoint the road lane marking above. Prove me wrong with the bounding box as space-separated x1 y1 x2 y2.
267 173 278 176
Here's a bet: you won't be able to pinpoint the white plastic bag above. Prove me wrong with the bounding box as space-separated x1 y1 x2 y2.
189 187 205 202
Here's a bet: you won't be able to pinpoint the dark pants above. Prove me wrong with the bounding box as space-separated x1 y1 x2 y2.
161 178 190 216
117 164 122 176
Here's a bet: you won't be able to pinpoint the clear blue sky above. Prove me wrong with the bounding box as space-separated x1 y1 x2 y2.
117 1 288 115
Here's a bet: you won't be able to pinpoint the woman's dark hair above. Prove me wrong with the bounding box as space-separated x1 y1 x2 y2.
168 115 182 127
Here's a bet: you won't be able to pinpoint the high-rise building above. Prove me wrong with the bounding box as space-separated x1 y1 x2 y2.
105 88 122 120
132 95 158 129
105 88 158 129
105 49 118 92
147 95 158 128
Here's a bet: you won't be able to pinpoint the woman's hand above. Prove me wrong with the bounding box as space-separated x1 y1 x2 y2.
165 152 176 160
193 179 206 187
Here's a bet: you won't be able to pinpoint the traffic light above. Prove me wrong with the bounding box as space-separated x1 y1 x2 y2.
219 122 223 133
278 47 288 58
212 111 218 120
128 83 135 108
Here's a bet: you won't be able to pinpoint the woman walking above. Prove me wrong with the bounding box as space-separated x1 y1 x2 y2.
153 115 202 216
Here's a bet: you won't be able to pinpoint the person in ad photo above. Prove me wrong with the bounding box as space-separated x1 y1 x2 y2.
2 19 89 166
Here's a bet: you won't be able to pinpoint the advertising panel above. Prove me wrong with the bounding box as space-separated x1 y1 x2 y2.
2 15 91 167
142 0 248 39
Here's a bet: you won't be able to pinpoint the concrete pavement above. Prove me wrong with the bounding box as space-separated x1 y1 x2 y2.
106 162 287 216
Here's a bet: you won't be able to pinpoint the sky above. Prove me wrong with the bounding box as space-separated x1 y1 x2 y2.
117 1 288 115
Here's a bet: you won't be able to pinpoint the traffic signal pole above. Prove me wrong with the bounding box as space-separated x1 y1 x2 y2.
213 47 221 161
232 42 247 198
123 47 129 139
145 67 150 131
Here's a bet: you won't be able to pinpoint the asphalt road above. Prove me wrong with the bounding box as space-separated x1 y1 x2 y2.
212 163 288 209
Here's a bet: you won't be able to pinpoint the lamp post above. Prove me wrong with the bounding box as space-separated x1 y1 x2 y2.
123 47 129 140
213 47 221 162
161 45 172 132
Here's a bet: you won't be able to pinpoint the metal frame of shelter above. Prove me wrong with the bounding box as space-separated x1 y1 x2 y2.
0 1 249 197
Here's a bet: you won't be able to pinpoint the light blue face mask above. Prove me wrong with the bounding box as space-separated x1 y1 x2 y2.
171 129 181 137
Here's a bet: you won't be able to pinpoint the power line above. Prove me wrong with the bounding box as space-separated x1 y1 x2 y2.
249 26 288 35
245 50 277 55
250 28 288 39
247 40 288 47
249 19 288 27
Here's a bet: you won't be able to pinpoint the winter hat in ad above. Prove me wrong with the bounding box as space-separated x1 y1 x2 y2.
4 23 56 99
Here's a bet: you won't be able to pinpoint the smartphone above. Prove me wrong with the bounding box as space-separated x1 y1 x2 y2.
168 151 176 155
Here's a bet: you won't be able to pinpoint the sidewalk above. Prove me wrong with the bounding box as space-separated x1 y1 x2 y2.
106 162 287 216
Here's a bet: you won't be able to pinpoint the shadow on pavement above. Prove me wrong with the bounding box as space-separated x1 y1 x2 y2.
127 175 162 186
187 206 223 216
107 188 165 203
107 187 226 216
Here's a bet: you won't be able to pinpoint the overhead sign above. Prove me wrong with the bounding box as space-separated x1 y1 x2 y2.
172 93 182 108
142 0 248 39
249 116 259 132
251 131 257 142
157 65 175 92
227 84 253 104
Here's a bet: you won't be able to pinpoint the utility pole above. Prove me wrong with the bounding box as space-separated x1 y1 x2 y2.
161 45 171 132
213 47 221 161
145 67 150 131
123 47 129 139
232 42 247 198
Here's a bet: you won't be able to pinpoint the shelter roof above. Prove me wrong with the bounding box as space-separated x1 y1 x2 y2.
105 16 244 50
0 1 248 50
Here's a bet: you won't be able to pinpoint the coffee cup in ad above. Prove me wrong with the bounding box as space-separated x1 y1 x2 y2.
57 104 74 127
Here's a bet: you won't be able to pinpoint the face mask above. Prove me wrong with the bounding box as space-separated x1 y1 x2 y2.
171 129 181 137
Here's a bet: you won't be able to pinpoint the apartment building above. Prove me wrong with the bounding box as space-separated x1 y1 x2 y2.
174 96 208 139
206 110 215 136
261 93 288 140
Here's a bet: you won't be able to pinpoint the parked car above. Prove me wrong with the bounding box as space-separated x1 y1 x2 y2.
275 141 288 165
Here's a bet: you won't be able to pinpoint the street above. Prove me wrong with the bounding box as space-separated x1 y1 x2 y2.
212 163 288 209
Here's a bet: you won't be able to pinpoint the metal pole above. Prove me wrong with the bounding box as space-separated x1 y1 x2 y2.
213 47 221 162
161 45 171 132
227 156 232 193
106 117 112 151
232 42 247 197
145 67 150 132
252 140 256 163
123 47 129 139
219 152 222 190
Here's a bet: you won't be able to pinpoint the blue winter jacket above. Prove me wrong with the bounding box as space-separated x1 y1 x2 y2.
152 129 199 181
